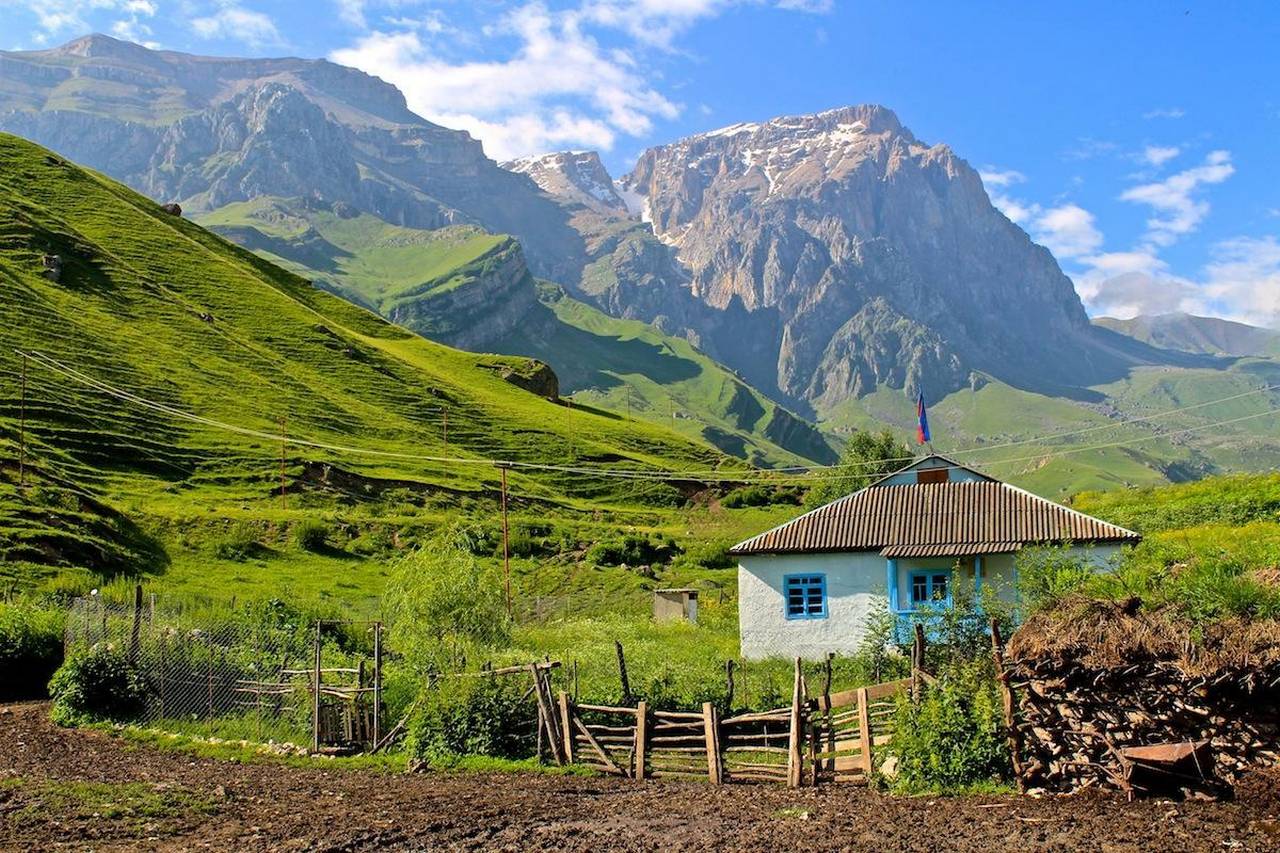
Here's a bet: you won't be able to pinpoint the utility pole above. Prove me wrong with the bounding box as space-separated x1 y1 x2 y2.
18 353 27 489
279 416 288 511
499 464 512 620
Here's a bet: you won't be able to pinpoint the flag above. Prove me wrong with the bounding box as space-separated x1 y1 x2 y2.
916 394 931 445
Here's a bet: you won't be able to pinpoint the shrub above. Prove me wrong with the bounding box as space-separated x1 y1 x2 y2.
1016 545 1106 614
671 538 735 571
405 676 533 765
721 484 803 509
885 662 1009 793
350 527 396 556
384 536 510 673
0 601 65 700
586 534 679 567
48 646 146 725
292 518 330 552
210 521 261 561
805 429 913 508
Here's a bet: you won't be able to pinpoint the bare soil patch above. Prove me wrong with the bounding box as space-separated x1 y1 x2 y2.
3 702 1280 851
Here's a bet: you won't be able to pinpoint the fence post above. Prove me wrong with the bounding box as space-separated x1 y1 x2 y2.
634 700 647 781
912 623 926 702
311 620 322 753
990 618 1025 790
373 621 383 748
856 687 873 778
614 640 632 704
558 691 576 764
787 657 804 788
702 702 722 785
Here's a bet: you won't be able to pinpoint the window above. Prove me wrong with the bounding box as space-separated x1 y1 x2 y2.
909 570 951 607
784 574 827 619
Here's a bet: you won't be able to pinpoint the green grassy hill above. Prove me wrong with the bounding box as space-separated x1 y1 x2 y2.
198 197 835 468
0 134 753 595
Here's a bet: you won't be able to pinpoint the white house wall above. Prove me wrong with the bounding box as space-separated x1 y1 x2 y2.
738 552 886 660
738 544 1126 660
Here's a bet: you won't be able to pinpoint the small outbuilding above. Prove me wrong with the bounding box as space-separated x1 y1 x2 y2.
730 454 1140 660
653 588 698 624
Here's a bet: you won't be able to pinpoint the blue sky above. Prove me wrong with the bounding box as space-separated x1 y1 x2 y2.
4 1 1279 325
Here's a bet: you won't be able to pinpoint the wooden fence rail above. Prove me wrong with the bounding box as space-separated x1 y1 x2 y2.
555 659 923 787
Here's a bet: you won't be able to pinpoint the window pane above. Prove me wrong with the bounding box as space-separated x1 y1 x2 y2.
911 576 928 603
932 574 948 600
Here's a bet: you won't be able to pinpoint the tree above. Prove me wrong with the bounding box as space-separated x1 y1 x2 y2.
384 529 511 673
805 429 914 508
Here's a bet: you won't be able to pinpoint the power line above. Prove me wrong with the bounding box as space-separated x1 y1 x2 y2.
17 349 1280 487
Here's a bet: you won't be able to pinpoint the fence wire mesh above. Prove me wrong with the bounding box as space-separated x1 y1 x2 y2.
64 595 383 749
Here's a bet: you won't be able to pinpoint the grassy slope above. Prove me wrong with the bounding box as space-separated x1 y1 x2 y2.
0 133 749 595
822 363 1280 499
198 197 835 469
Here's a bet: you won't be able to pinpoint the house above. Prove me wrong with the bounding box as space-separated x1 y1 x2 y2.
730 455 1140 660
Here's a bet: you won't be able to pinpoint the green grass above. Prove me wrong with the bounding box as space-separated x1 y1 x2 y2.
0 132 749 594
0 777 218 829
199 198 835 469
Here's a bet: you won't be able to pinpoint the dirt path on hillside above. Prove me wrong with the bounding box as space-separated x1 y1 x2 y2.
2 703 1280 852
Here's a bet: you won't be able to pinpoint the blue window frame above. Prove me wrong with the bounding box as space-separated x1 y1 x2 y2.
908 570 952 608
784 573 827 619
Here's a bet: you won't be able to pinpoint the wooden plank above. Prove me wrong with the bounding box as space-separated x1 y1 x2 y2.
703 702 722 785
634 701 647 781
856 687 874 776
530 665 562 765
574 715 625 776
575 702 635 715
653 710 704 721
865 678 913 702
558 691 576 764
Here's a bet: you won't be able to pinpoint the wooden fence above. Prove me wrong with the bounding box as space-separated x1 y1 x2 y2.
545 658 919 787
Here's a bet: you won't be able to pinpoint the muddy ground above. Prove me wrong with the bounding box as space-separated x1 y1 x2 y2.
2 703 1280 851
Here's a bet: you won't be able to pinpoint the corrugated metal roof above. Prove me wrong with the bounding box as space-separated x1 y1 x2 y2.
730 481 1140 556
880 542 1023 558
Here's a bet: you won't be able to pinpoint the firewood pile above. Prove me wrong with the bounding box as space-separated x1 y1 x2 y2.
1005 598 1280 797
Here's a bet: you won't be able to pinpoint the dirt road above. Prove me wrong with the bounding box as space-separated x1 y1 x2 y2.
2 702 1279 851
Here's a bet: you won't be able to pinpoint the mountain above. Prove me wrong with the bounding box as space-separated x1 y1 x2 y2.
197 196 834 466
502 151 631 217
1096 313 1280 359
0 132 742 586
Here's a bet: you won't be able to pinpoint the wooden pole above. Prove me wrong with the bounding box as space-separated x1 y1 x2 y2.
279 416 288 511
17 353 27 489
912 622 926 702
558 691 576 764
990 618 1026 789
311 620 322 753
725 659 736 710
822 652 835 773
787 657 804 788
702 702 722 785
501 475 513 620
614 640 632 704
634 700 647 781
372 621 383 748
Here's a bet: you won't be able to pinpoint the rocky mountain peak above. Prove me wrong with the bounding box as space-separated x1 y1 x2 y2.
501 150 628 215
50 33 153 61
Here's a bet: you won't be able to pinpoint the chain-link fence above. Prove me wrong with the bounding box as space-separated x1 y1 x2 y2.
65 594 385 750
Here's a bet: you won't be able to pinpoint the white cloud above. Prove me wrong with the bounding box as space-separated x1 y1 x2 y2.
1033 204 1103 260
1119 149 1234 247
331 5 685 159
191 2 282 47
1141 144 1179 167
1200 236 1280 327
1143 107 1185 120
1 0 156 40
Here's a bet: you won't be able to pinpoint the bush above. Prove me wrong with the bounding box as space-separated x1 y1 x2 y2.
292 518 330 552
586 534 679 567
385 535 511 673
48 646 146 725
671 538 735 571
406 676 533 765
210 521 261 561
885 662 1009 793
1016 546 1107 614
0 602 65 700
721 484 803 509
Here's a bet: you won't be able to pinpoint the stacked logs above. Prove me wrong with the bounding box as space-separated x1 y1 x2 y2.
1008 659 1280 796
